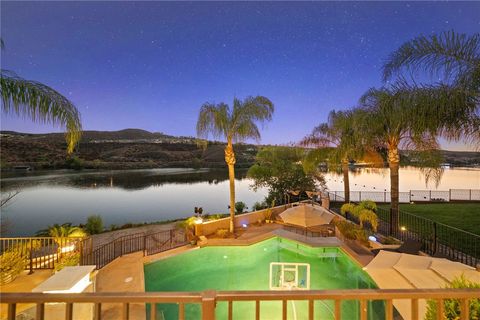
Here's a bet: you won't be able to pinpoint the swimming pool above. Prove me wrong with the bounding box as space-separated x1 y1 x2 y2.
144 237 384 319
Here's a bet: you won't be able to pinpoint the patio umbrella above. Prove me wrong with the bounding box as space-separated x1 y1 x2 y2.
279 204 334 228
363 250 480 320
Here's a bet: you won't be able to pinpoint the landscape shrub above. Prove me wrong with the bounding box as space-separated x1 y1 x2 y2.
215 229 230 238
425 275 480 320
85 215 103 235
357 209 379 232
65 156 84 170
54 252 80 272
0 249 26 285
358 200 377 212
340 203 356 216
252 201 267 211
334 220 369 246
235 201 247 214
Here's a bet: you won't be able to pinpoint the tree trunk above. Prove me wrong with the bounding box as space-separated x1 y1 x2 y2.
341 160 350 203
225 142 236 234
388 145 400 236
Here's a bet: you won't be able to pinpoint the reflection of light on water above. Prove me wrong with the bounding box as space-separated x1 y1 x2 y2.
326 166 480 191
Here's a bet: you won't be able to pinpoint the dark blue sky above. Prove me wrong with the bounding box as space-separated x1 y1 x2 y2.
1 1 479 150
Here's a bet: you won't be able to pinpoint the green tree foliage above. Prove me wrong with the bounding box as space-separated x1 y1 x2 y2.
340 201 379 232
359 86 446 234
234 201 247 214
248 146 325 205
65 156 84 170
196 96 274 233
334 220 370 246
85 215 103 235
252 201 268 211
36 223 87 239
301 109 381 203
340 203 356 216
382 30 480 147
425 275 480 320
0 249 26 285
0 40 82 154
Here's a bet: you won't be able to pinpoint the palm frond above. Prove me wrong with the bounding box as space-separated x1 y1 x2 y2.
196 102 230 140
383 30 480 84
198 96 274 143
1 71 82 153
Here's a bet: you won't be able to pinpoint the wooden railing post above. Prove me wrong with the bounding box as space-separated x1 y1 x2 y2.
201 290 216 320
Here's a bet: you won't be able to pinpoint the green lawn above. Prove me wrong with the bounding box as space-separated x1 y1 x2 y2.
379 203 480 235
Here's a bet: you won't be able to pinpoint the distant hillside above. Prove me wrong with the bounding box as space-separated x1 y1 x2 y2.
0 129 259 170
1 129 478 170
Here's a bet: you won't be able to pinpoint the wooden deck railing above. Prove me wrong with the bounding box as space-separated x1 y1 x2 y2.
2 288 480 320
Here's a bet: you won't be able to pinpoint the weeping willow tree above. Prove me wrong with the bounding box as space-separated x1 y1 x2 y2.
0 39 82 153
383 30 480 147
301 109 382 203
196 96 274 233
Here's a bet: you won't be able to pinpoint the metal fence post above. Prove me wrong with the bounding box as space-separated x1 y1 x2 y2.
409 191 411 203
470 189 472 201
449 189 451 201
359 191 362 202
433 222 437 255
143 235 147 257
28 240 34 274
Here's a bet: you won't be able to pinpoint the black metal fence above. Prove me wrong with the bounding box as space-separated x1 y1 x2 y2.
328 195 480 267
80 229 187 269
0 229 187 271
328 188 480 203
0 237 84 271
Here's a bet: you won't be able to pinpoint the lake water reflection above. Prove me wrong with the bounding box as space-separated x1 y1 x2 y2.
1 166 479 236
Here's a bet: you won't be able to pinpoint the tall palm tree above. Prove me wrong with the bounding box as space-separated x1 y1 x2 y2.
359 86 446 235
197 96 274 233
301 109 380 203
0 39 82 153
382 30 480 146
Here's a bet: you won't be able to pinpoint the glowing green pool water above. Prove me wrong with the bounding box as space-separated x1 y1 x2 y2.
144 237 385 320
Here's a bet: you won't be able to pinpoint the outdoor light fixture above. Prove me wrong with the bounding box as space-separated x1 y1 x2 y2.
242 223 248 228
368 236 377 242
400 226 407 231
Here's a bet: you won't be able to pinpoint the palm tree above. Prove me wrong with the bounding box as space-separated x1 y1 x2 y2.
196 96 274 233
36 223 86 239
0 39 82 153
382 30 480 146
359 86 445 235
301 109 380 203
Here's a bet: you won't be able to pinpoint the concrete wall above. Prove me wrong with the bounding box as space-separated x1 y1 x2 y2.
196 205 287 236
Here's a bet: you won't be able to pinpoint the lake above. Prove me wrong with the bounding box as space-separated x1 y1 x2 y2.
1 166 479 237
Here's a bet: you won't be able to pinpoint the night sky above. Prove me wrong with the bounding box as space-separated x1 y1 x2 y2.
1 1 479 150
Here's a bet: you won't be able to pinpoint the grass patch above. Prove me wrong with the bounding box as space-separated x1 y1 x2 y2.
379 203 480 235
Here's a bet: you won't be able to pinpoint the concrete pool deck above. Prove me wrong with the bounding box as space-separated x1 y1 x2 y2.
0 223 374 320
93 223 375 319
